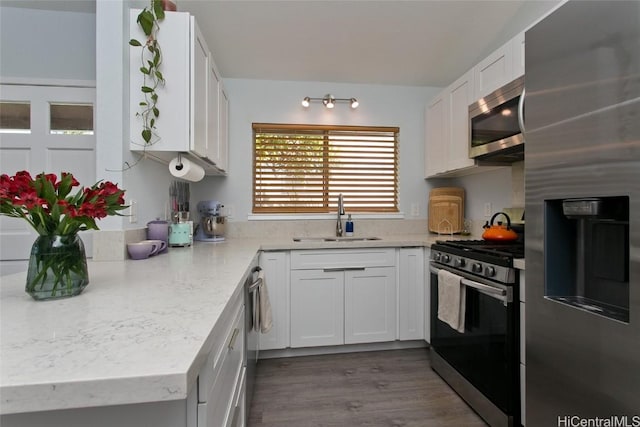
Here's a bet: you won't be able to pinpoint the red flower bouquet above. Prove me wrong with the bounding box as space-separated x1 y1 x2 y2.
0 171 127 300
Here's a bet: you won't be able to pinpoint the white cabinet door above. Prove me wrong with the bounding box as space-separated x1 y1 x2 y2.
446 70 475 172
424 92 448 177
398 248 424 341
424 247 431 343
190 20 209 158
290 269 344 347
474 41 513 99
344 266 396 344
258 251 290 350
206 65 221 166
217 83 229 173
512 31 525 79
129 9 189 150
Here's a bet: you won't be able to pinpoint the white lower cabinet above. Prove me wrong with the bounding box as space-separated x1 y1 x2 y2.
290 268 344 347
344 266 396 344
258 251 290 350
398 248 425 341
197 292 245 427
289 248 397 348
423 247 431 343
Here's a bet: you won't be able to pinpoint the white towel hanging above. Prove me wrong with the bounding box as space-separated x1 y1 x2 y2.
437 269 466 333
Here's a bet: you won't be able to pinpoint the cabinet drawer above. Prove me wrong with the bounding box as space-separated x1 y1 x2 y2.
291 248 396 270
198 304 245 427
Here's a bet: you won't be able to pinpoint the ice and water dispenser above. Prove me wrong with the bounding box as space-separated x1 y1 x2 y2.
544 196 629 322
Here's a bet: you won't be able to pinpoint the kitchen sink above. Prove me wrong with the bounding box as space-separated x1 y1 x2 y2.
292 236 381 242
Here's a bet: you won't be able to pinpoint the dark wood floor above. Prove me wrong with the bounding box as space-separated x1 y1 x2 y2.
247 348 487 427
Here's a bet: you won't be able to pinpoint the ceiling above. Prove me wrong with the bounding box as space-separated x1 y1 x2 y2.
179 0 559 87
2 0 559 87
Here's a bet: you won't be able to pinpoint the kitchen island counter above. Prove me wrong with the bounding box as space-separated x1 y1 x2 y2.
0 233 475 416
0 238 262 415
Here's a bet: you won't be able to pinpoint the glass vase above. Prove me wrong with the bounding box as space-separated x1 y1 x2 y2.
26 234 89 301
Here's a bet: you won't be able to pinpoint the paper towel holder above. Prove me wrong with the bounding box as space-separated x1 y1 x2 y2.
174 153 184 171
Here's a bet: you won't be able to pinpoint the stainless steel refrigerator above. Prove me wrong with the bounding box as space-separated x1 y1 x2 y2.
525 0 640 424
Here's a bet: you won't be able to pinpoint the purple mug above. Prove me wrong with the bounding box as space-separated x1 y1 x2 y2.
147 220 169 253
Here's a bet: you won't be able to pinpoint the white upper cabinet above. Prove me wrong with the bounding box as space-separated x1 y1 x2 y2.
216 83 229 173
129 10 228 175
191 22 209 159
424 92 448 177
474 40 513 99
425 30 526 178
446 70 475 172
425 69 487 178
512 31 525 79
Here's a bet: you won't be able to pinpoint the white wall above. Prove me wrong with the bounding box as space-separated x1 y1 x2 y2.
192 78 443 221
450 167 513 225
0 7 95 81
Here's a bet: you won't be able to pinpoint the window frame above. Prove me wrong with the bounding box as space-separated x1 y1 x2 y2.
252 123 399 214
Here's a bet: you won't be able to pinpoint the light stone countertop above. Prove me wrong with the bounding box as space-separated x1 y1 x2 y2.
0 233 520 415
0 239 262 415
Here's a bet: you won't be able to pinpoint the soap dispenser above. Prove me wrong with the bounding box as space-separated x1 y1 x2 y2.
345 214 354 236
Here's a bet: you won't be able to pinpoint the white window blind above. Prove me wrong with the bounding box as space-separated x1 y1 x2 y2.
253 123 399 213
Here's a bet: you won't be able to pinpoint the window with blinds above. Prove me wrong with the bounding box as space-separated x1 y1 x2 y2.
253 123 399 213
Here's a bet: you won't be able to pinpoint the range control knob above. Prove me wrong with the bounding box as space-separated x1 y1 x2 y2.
485 266 496 277
454 258 466 268
434 252 441 261
442 254 451 263
472 263 483 274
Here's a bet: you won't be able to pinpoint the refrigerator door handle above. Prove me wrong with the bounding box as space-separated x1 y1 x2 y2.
518 87 526 135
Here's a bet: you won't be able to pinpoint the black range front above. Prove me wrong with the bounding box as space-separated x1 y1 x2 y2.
429 240 520 427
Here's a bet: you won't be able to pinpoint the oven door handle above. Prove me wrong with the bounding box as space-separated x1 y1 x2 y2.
429 265 509 305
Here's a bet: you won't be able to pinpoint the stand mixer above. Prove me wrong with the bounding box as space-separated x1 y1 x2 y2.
194 200 226 242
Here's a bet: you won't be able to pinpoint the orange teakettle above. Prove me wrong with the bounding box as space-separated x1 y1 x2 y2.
482 212 519 242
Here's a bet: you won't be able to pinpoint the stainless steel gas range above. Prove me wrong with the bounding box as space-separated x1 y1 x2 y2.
429 240 522 427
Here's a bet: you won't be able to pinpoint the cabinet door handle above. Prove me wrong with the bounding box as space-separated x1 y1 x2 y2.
322 266 366 272
228 328 240 350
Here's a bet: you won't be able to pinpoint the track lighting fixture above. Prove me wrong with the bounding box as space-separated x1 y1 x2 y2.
301 94 359 109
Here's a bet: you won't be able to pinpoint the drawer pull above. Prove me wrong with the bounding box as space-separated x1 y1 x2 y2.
228 328 240 350
323 266 366 272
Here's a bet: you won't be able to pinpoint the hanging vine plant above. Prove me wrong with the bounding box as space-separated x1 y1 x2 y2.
129 0 166 144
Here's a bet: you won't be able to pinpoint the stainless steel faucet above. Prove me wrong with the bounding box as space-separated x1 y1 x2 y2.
336 193 345 237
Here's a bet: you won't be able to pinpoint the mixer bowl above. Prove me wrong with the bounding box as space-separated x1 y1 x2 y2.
201 216 226 237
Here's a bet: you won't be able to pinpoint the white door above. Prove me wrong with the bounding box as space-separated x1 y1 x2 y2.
344 266 396 344
0 84 96 275
290 269 344 347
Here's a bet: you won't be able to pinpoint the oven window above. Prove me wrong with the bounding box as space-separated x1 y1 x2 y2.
430 272 517 413
471 96 520 147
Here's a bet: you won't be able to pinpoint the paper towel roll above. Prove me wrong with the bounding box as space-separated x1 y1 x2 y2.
169 156 205 182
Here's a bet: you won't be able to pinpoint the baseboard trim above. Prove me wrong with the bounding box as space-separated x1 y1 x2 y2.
259 340 428 359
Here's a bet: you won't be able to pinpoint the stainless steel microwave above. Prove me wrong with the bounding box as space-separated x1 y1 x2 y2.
469 75 525 163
